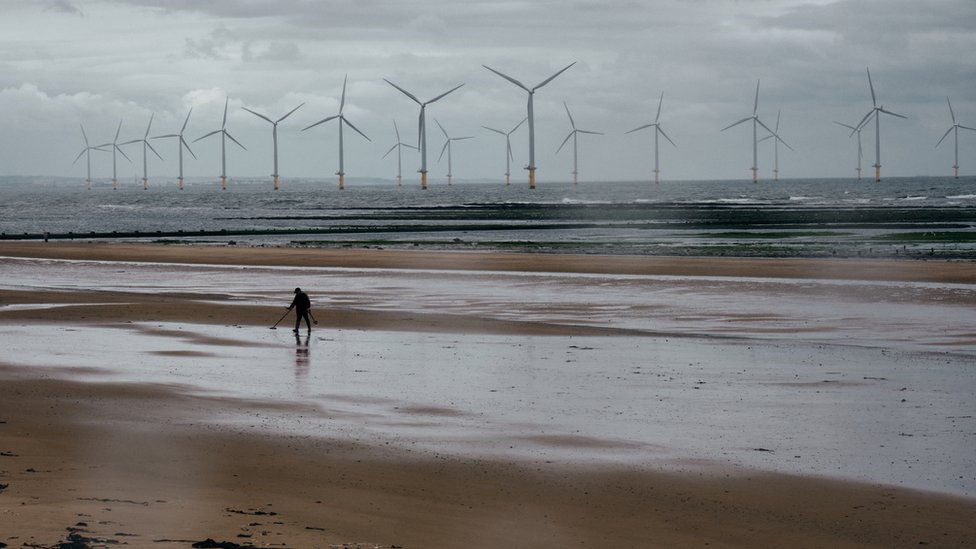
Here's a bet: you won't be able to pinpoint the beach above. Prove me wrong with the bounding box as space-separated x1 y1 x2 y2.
1 242 975 548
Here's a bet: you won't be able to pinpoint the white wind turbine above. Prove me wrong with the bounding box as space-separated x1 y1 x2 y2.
72 124 106 191
384 79 464 190
194 97 247 191
854 68 907 182
435 118 473 186
243 103 304 190
626 92 676 184
304 76 370 190
833 121 864 180
556 102 602 184
95 119 131 190
152 109 196 190
120 114 164 191
758 110 792 180
721 80 790 182
482 62 575 189
936 96 975 179
482 117 526 185
382 120 418 186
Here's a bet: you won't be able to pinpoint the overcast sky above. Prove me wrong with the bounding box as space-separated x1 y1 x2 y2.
1 0 974 184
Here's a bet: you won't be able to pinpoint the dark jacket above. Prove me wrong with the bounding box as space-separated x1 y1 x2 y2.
290 291 311 312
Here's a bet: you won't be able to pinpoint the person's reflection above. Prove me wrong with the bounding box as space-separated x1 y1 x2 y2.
295 333 310 389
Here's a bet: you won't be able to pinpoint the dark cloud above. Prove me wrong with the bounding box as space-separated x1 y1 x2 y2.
45 0 83 16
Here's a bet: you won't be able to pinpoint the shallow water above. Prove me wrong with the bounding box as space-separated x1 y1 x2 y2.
1 257 974 497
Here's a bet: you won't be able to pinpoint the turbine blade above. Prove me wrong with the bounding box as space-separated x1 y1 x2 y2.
222 97 229 128
243 107 274 124
438 140 449 162
382 143 398 158
277 103 304 123
224 131 247 151
879 108 907 119
507 141 514 161
119 139 142 146
384 79 421 105
181 137 198 160
658 126 677 147
958 125 976 132
80 124 89 147
426 83 464 105
482 65 529 92
482 126 506 135
302 115 339 131
947 96 956 124
115 144 132 162
866 67 876 107
152 134 179 139
181 108 192 133
655 92 664 123
339 74 347 113
757 119 793 151
146 140 164 161
854 110 875 131
555 131 573 153
753 80 760 115
435 118 449 139
936 127 953 147
774 109 781 132
144 113 154 138
72 149 86 165
342 116 371 141
578 130 602 135
393 119 401 141
833 121 857 132
114 119 123 142
721 117 752 132
511 117 527 133
563 102 576 129
626 124 653 134
193 130 222 142
533 62 576 91
758 135 773 143
455 136 474 141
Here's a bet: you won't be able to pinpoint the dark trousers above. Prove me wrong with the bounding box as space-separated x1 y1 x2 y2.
295 309 311 331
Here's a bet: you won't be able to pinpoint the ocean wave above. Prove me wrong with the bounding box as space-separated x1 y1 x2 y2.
946 194 976 200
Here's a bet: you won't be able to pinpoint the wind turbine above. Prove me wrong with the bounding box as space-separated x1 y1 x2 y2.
833 121 864 180
304 76 370 190
434 118 473 186
72 124 106 191
721 80 790 182
555 102 602 184
384 79 464 190
193 97 247 191
120 114 164 191
626 92 676 184
482 117 526 185
758 110 790 180
243 103 304 190
152 109 196 190
382 120 418 186
855 68 907 182
936 96 975 179
95 119 131 190
482 62 575 189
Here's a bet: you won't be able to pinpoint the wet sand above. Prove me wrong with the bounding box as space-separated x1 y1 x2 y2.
1 242 975 548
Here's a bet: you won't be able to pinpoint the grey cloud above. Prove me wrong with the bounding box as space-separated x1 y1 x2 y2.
45 0 83 16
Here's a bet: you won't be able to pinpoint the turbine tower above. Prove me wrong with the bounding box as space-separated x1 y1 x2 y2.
304 76 370 190
721 80 790 182
153 109 196 190
72 124 105 191
96 119 132 190
382 120 418 186
626 92 676 184
854 68 907 182
482 117 526 185
194 98 247 191
555 102 602 184
936 96 975 179
482 62 575 189
384 79 464 190
833 121 864 180
435 118 473 186
243 103 304 190
120 114 164 191
758 110 791 180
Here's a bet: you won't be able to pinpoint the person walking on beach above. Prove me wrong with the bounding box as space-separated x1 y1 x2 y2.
287 287 313 334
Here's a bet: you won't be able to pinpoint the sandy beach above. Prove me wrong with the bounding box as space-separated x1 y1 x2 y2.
1 242 975 548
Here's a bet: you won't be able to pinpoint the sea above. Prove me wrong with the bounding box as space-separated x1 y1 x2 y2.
1 176 974 258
